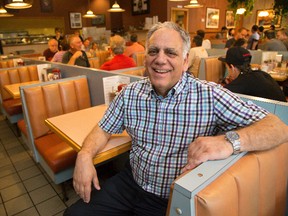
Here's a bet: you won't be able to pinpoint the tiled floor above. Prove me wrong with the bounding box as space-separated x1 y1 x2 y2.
0 115 80 216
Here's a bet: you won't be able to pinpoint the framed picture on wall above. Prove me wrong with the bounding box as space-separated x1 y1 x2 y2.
256 9 281 28
69 12 82 29
92 14 105 26
132 0 150 15
206 8 220 29
225 10 235 28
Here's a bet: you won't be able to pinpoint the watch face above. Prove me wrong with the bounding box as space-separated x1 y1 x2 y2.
227 131 239 141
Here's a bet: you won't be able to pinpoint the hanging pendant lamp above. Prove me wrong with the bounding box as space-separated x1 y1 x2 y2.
5 0 32 9
83 0 96 18
0 6 14 17
184 0 203 8
83 10 97 18
108 1 125 12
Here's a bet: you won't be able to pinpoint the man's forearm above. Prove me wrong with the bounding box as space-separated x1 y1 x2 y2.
238 113 288 152
79 125 111 158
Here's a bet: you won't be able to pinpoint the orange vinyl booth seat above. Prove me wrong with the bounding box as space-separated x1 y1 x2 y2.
20 75 91 186
167 94 288 216
0 59 14 68
0 65 39 124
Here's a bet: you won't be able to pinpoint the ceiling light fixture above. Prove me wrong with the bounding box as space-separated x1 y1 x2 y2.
5 0 32 9
236 7 246 15
0 6 14 17
258 10 269 17
108 1 125 12
184 0 203 9
83 10 97 18
83 0 96 18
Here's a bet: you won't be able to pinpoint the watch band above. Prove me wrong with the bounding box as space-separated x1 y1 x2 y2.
225 131 241 155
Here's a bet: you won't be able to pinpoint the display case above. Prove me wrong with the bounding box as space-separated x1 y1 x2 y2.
0 31 53 46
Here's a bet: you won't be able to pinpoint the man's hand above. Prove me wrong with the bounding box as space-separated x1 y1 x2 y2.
181 135 233 173
73 150 100 203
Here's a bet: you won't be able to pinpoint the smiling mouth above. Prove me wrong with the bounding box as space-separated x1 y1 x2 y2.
154 69 172 73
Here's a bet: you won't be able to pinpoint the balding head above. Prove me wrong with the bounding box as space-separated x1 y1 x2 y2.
48 38 58 53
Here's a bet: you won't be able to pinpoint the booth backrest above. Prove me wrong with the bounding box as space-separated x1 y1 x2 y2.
132 52 145 67
0 60 14 68
89 57 100 69
22 76 91 139
204 57 225 83
0 65 39 100
195 143 288 216
114 66 146 77
96 50 110 67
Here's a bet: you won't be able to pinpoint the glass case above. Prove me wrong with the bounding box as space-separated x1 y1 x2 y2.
0 31 53 46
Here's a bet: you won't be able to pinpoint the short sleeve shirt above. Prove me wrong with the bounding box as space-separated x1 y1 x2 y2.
99 72 268 199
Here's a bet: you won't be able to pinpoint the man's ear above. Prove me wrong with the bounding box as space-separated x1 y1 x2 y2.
183 53 189 71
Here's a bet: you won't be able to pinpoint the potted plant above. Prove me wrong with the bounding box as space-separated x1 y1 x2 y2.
227 0 255 16
273 0 288 16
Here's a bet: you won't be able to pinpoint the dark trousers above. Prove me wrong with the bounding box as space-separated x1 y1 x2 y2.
64 163 168 216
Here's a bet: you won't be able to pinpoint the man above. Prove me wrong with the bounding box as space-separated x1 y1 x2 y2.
124 33 145 57
64 22 288 216
100 35 136 71
261 30 287 51
187 35 208 77
219 46 286 102
62 35 90 67
276 28 288 50
43 38 58 61
247 25 259 50
225 27 248 49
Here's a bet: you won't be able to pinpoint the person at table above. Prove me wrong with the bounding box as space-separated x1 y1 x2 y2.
260 30 287 51
124 33 145 57
215 26 228 39
89 42 99 58
225 27 248 49
53 27 64 50
227 28 235 40
62 35 90 67
43 38 58 61
219 46 286 102
82 38 92 58
51 40 69 63
187 35 208 77
247 25 259 50
100 35 136 71
64 21 288 216
196 29 211 49
276 28 288 50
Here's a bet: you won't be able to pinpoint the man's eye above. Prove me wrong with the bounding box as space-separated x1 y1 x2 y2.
148 49 158 56
166 51 177 57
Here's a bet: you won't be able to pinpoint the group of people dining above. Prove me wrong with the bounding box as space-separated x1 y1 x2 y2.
42 28 145 71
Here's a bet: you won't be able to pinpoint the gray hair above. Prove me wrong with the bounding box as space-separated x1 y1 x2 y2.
145 21 191 58
110 35 125 55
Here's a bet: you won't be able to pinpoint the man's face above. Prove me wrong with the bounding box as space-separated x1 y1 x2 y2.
277 31 287 40
49 40 58 53
238 29 248 39
145 28 188 97
70 37 83 51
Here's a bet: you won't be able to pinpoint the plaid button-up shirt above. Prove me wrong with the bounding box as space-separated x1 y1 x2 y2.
99 72 268 199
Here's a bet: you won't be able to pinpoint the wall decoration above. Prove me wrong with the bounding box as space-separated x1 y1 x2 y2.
69 12 82 29
92 14 105 26
225 10 235 28
40 0 53 12
206 8 220 29
132 0 150 15
256 9 282 28
170 8 189 31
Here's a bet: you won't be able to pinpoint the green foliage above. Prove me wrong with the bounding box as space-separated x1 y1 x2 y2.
227 0 255 15
273 0 288 16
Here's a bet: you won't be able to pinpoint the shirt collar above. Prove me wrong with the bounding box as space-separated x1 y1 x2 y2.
148 72 189 99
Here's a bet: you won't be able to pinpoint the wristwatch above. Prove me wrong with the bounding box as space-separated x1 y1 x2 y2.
225 131 241 155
